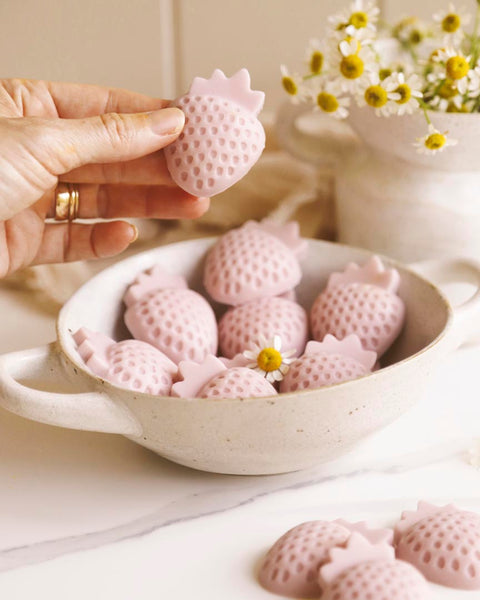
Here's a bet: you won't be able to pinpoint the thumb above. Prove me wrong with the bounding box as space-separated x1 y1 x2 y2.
24 107 185 175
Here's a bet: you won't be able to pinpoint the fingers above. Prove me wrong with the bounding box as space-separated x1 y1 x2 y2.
60 151 173 186
33 221 138 265
45 185 210 220
43 80 170 118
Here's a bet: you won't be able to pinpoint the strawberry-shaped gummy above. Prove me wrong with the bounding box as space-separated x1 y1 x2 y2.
73 328 176 396
319 533 431 600
310 256 405 357
171 355 276 399
165 68 265 197
394 501 480 590
280 335 377 393
218 296 308 359
259 520 393 599
204 220 306 306
123 266 217 365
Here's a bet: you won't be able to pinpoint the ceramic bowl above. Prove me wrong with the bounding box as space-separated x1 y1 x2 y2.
0 238 479 475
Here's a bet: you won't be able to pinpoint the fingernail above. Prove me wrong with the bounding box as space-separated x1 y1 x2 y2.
148 107 185 136
129 224 138 243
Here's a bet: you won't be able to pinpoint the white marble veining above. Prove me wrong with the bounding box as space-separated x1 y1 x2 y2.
0 287 479 599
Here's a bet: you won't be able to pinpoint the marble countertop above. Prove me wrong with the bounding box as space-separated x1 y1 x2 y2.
0 287 479 600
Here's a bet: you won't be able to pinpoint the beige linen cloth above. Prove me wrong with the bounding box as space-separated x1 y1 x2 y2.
3 123 336 315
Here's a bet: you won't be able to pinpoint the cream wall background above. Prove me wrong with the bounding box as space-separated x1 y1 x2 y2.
0 0 455 111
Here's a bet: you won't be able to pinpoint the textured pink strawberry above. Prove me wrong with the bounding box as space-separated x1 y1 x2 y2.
73 328 176 396
171 355 276 399
310 256 405 357
280 335 376 393
395 501 480 590
218 296 308 359
320 533 430 600
165 69 265 197
259 521 393 599
123 266 217 364
204 220 305 306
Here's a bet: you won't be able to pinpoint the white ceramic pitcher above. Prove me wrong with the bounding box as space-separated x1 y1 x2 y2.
275 101 480 263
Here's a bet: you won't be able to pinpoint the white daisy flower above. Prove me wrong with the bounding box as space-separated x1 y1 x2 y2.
328 0 380 34
330 38 377 95
243 335 296 383
432 47 473 95
383 72 423 116
304 39 327 75
280 65 309 104
354 73 402 116
433 3 471 45
414 124 458 155
312 80 350 119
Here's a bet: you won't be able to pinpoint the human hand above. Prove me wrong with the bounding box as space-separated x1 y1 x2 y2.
0 79 210 277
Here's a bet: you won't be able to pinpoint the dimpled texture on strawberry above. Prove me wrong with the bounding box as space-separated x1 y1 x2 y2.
125 288 217 365
165 69 265 197
259 521 352 599
311 283 404 357
198 367 276 399
218 296 308 359
204 223 302 306
281 352 368 393
395 505 480 590
323 560 430 600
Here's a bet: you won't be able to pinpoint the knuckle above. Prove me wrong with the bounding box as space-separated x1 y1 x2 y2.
99 112 136 148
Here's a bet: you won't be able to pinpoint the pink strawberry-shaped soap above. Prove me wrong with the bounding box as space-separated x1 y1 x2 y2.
319 533 431 600
394 501 480 590
171 355 276 399
259 520 393 599
123 266 217 364
218 296 308 359
310 256 405 357
204 220 306 306
280 335 377 393
165 68 265 197
73 328 177 396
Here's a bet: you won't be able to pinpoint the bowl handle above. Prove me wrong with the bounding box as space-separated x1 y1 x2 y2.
410 258 480 349
0 343 142 436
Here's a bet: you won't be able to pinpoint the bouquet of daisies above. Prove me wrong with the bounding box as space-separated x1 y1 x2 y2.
281 0 480 154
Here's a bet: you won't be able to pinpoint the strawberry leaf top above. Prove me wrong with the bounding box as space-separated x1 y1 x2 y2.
188 68 265 116
327 256 401 293
171 354 226 398
123 265 188 307
247 219 308 257
394 501 454 543
73 327 115 377
334 519 394 546
304 334 377 371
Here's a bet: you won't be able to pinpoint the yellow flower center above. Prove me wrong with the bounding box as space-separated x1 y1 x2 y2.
394 83 412 104
349 11 368 28
379 68 392 80
310 51 324 74
317 92 339 112
364 85 388 108
409 29 423 44
438 79 458 99
282 76 298 95
425 133 446 150
442 13 461 33
447 101 469 113
446 55 469 80
340 55 364 79
257 348 283 372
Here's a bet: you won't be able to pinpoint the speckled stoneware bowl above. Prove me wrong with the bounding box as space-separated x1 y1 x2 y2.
0 238 479 475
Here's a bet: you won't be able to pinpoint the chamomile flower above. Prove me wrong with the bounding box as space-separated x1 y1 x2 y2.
331 38 376 94
312 81 350 119
280 65 308 104
432 47 472 94
433 3 470 45
305 39 326 75
414 124 458 155
329 0 380 34
392 16 428 47
383 72 424 115
356 74 400 116
243 335 296 383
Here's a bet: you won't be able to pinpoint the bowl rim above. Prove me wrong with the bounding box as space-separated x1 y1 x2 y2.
57 236 453 403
